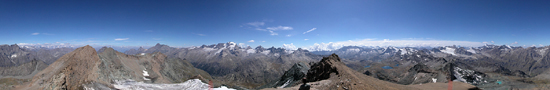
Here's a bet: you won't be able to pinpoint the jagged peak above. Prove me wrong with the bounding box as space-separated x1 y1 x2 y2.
11 44 19 47
322 53 341 62
255 46 264 50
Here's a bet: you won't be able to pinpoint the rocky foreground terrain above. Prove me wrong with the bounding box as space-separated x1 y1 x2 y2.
15 45 214 90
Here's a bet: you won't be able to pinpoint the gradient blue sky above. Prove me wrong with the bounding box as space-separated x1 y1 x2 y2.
1 0 550 48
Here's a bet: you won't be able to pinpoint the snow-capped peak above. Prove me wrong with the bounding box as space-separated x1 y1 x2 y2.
227 42 236 49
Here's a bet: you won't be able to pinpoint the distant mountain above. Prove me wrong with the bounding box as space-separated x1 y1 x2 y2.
0 44 73 79
6 42 550 89
124 42 322 88
0 44 33 67
262 54 478 90
311 44 549 89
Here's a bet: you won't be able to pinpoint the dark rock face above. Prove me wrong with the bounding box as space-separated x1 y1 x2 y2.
396 63 434 85
257 63 310 89
306 54 340 82
255 46 266 53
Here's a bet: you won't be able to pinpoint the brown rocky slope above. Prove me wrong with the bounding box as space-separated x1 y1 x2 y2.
16 45 214 90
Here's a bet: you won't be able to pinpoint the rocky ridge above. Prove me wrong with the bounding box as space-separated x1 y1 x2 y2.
17 45 214 90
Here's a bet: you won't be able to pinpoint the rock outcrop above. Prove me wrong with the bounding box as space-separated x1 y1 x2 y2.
257 62 309 89
303 54 418 90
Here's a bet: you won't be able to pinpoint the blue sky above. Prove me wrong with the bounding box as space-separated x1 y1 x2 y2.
1 0 550 49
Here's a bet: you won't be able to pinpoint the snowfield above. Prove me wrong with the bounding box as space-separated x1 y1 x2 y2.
113 79 235 90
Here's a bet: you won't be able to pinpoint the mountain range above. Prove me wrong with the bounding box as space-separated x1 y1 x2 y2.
3 42 550 89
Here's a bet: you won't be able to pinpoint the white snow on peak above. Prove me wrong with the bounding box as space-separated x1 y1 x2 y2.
140 53 146 55
440 47 456 55
228 42 236 49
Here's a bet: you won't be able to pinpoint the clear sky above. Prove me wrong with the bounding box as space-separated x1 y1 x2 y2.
1 0 550 49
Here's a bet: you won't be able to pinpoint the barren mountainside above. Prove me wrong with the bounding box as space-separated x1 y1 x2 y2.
17 45 214 90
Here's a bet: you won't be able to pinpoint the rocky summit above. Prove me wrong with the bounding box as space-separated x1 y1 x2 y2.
20 45 101 90
16 45 214 90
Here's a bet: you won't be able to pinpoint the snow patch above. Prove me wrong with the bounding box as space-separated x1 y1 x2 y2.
113 79 235 90
432 78 437 83
467 48 476 54
400 49 407 55
215 49 224 54
347 48 360 52
440 47 456 55
214 86 235 90
142 70 150 81
228 42 236 50
539 47 548 56
140 53 145 55
246 49 256 54
261 50 270 55
279 80 291 88
10 54 17 58
203 48 216 52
